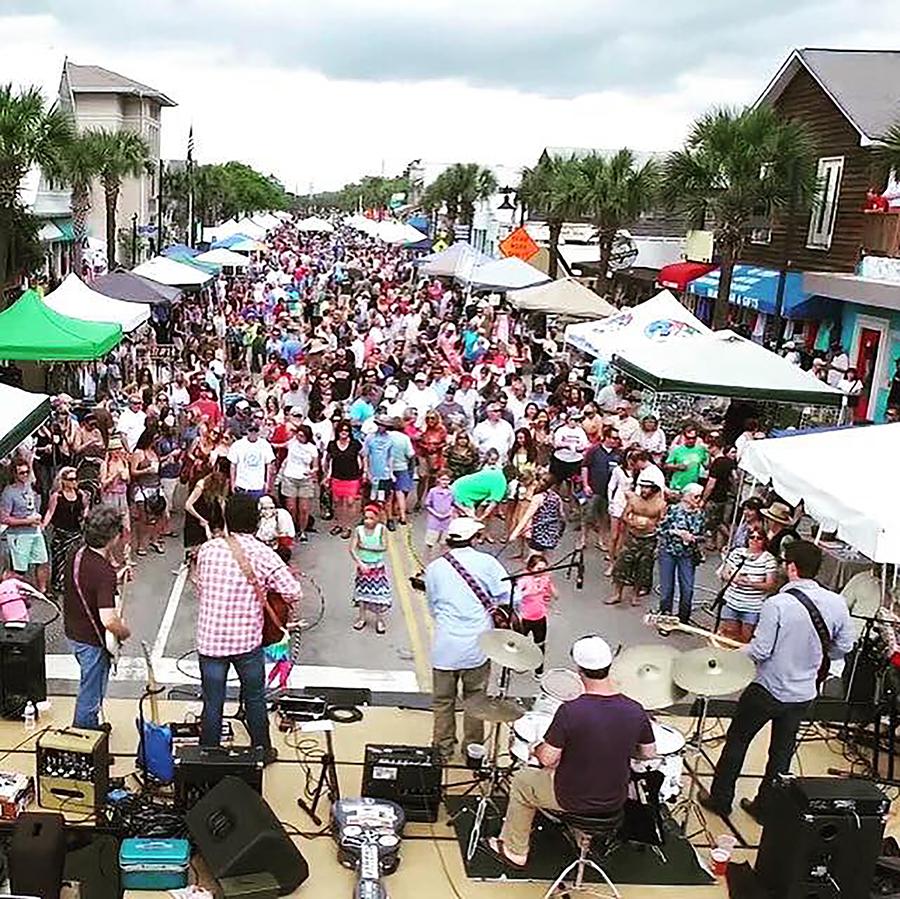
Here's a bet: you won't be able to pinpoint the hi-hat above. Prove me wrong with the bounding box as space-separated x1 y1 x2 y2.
462 695 525 723
479 629 543 673
610 644 687 710
672 647 755 697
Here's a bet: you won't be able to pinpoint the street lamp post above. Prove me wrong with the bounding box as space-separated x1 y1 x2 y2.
132 212 138 266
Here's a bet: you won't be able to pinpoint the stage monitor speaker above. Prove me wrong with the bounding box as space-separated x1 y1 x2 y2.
186 776 308 896
0 623 46 717
9 811 66 899
755 776 888 899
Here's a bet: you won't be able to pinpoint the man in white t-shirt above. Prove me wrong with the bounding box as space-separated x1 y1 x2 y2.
228 423 275 499
402 372 440 428
117 395 147 451
472 403 515 463
827 347 850 387
168 372 191 412
609 400 641 448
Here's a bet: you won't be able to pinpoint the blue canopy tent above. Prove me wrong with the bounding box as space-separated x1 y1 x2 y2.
162 244 200 258
211 234 252 249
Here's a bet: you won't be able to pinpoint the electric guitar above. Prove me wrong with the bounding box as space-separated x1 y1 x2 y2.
137 640 174 783
643 613 744 649
104 554 133 670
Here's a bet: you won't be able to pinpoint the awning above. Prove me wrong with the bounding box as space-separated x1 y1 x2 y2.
56 220 75 242
804 270 900 313
37 221 65 243
687 265 815 317
43 273 150 332
91 270 183 305
0 384 51 460
657 261 715 291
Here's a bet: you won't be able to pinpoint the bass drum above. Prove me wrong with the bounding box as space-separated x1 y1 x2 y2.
629 721 686 803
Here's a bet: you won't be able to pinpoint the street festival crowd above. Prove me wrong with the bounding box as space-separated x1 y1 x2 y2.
0 217 859 864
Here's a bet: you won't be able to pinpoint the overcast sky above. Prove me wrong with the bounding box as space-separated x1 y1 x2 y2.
3 2 900 192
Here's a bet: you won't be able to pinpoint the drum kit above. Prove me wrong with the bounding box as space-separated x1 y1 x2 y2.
460 621 757 856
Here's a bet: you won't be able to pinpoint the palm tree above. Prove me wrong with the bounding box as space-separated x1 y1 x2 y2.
0 84 73 293
581 150 659 283
57 132 104 277
423 163 497 237
664 106 818 328
519 155 587 278
94 129 152 267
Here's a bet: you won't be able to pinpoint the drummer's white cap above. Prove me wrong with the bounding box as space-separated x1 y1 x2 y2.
447 517 484 542
571 635 612 671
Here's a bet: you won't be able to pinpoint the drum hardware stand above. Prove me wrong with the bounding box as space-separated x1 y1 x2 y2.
296 726 341 826
670 694 716 845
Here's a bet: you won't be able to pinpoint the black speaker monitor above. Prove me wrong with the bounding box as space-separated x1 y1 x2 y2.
0 623 46 717
9 812 66 899
186 776 308 895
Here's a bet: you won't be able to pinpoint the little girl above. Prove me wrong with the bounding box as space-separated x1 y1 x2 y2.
516 553 557 675
350 504 392 634
265 630 293 691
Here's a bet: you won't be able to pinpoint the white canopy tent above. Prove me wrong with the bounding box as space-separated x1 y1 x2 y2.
43 273 150 332
371 221 427 244
132 257 215 287
466 257 550 290
612 329 844 407
234 218 267 239
741 425 900 562
297 216 335 234
509 277 617 318
0 383 51 459
251 212 282 230
565 289 712 359
194 248 251 268
420 242 492 280
201 218 244 243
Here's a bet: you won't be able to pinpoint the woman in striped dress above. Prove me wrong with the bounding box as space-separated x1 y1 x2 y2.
349 504 391 634
717 529 778 643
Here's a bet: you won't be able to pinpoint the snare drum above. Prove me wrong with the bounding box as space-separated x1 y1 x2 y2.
510 712 554 765
629 721 686 803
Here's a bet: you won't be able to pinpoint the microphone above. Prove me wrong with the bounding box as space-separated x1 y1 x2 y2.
576 550 585 591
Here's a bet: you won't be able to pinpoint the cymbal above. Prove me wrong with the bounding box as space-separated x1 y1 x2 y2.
610 645 687 710
462 694 525 723
672 647 755 697
479 629 544 673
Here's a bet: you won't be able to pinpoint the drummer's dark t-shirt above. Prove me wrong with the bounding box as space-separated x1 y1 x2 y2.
544 693 654 812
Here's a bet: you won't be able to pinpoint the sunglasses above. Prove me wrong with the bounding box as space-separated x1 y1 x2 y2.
749 532 766 539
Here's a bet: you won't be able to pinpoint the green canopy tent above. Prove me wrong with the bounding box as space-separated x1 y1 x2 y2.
0 383 51 459
0 290 122 361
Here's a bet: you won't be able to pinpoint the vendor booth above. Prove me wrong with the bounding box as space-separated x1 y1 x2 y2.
0 383 51 459
43 274 150 332
510 277 617 319
297 216 335 234
91 270 182 305
565 289 711 358
195 247 250 268
132 256 215 288
466 257 549 291
419 242 492 280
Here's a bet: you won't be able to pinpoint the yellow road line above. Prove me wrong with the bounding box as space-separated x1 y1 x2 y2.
387 532 431 692
403 528 435 640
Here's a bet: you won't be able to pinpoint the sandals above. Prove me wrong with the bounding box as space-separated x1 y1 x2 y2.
330 525 343 536
341 529 352 539
136 549 148 557
353 619 366 631
151 542 165 554
376 621 386 635
483 837 527 870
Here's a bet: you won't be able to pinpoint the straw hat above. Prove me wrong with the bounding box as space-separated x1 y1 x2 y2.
760 502 793 525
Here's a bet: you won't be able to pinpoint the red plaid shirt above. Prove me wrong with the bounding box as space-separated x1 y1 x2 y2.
196 534 302 657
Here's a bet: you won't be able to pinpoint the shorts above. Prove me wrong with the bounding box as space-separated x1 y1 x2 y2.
102 491 131 530
612 532 657 591
392 470 413 493
425 527 448 548
421 455 444 478
370 479 395 502
282 476 316 499
331 478 361 500
6 532 49 572
587 493 609 523
550 455 581 482
720 606 760 625
161 477 180 512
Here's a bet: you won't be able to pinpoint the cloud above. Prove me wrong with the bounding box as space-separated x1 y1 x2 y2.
7 0 900 98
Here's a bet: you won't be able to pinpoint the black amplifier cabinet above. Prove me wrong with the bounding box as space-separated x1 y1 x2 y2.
174 745 264 810
756 776 888 899
0 622 46 717
361 744 442 823
37 727 109 813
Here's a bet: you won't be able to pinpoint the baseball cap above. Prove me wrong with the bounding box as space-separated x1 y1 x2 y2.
384 384 399 399
446 517 484 542
571 636 612 671
636 464 666 490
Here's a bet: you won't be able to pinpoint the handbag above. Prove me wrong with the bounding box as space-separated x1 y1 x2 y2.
223 535 291 646
444 551 520 631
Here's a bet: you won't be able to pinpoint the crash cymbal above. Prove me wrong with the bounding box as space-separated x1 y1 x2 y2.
610 644 687 710
672 647 755 697
479 629 544 673
462 694 526 723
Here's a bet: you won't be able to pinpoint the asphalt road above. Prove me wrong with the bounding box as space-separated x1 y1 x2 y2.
44 503 718 699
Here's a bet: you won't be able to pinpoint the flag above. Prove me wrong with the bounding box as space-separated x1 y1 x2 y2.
187 125 194 167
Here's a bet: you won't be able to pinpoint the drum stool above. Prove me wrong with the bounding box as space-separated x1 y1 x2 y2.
541 806 623 899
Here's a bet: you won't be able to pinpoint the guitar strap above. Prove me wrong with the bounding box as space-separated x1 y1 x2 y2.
444 551 495 615
223 534 284 631
73 546 113 655
785 587 832 689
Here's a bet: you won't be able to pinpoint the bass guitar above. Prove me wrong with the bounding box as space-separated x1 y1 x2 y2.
643 613 744 649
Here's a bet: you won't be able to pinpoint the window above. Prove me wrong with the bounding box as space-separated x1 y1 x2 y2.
807 156 844 250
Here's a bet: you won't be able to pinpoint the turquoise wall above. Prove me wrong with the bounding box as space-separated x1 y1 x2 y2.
839 302 900 421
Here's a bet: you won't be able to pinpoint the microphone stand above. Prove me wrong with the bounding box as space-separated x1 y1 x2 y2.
709 553 747 631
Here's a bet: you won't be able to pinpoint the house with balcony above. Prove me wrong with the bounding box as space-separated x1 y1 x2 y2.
687 49 900 421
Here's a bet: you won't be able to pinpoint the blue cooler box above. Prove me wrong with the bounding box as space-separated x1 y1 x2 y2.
119 838 191 890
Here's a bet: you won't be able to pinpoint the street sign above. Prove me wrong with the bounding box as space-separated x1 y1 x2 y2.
608 233 638 271
136 225 158 238
499 226 539 262
454 224 472 243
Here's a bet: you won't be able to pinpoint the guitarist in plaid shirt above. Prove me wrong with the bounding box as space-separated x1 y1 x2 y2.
195 494 302 765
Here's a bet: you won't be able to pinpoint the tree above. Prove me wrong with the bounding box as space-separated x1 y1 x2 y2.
94 129 152 267
0 83 73 294
426 163 497 235
519 155 587 278
580 150 659 283
57 132 104 276
664 106 818 328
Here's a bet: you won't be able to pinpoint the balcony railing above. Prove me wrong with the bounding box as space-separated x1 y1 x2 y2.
861 211 900 257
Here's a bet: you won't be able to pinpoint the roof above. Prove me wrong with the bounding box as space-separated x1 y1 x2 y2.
756 48 900 143
541 147 667 167
64 61 176 108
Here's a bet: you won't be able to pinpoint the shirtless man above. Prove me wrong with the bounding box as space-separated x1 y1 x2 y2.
606 465 668 607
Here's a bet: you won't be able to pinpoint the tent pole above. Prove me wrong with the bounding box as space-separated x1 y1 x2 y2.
726 469 746 550
814 523 823 545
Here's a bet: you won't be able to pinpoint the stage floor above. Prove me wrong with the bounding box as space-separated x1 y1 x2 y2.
0 693 893 898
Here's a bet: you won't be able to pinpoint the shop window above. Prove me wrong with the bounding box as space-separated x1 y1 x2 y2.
807 156 844 250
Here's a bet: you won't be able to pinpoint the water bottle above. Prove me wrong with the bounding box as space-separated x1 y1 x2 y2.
23 701 36 732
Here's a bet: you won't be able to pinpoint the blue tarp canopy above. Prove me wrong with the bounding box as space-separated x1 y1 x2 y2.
211 234 252 249
687 265 837 319
162 244 199 258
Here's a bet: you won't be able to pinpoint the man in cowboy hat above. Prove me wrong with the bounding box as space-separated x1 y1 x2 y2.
424 517 510 763
760 501 799 562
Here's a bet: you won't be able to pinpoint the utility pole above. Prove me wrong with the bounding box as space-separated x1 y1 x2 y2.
131 212 138 266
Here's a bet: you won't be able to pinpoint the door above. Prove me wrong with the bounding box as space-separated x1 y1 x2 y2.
856 328 881 421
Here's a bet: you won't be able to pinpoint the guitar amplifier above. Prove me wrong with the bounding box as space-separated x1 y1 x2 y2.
361 744 442 823
0 623 46 718
174 745 264 810
37 728 109 813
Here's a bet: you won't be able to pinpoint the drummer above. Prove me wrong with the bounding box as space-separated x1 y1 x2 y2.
486 635 656 869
